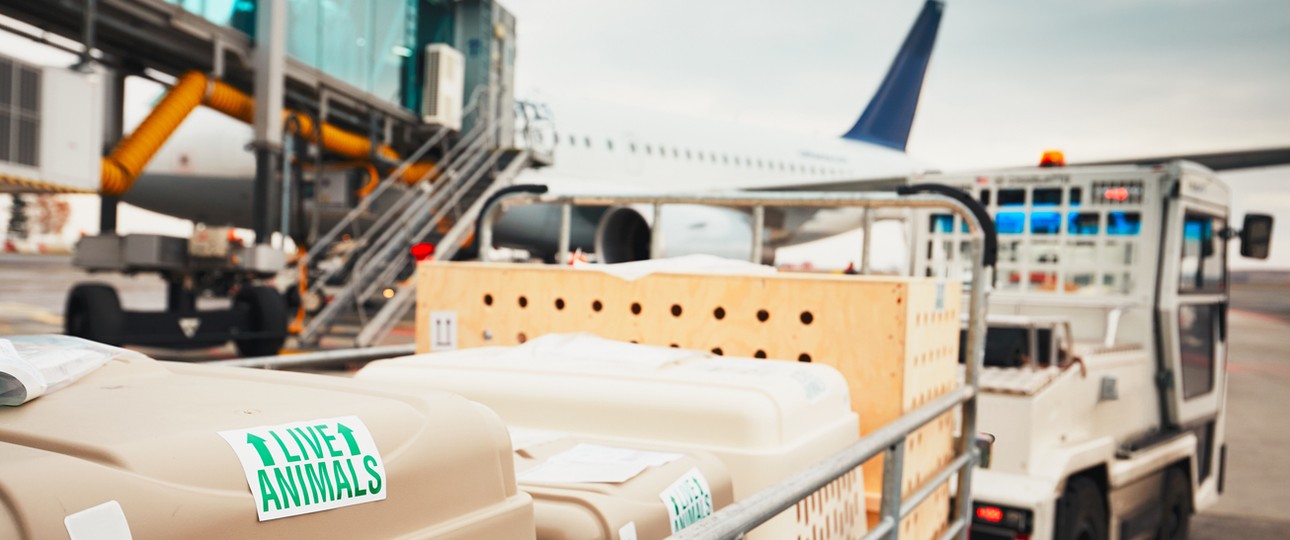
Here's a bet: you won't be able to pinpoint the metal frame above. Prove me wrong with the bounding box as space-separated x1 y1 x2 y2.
478 190 994 539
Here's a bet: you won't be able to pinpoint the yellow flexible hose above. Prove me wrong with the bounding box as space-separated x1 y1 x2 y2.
100 71 437 195
100 71 207 195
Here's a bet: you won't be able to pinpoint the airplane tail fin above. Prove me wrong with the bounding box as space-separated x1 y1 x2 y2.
841 0 944 151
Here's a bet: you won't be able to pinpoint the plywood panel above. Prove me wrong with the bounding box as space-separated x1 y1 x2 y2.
417 262 961 539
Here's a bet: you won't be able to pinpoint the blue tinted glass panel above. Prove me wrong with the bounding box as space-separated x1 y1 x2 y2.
929 214 968 233
1107 212 1142 236
996 212 1026 234
930 214 953 233
1031 212 1061 234
1069 187 1083 207
166 0 409 107
1068 212 1099 235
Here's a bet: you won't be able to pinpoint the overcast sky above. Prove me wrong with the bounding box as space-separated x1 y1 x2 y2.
504 0 1288 168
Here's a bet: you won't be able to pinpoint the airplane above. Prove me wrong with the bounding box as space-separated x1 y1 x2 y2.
115 0 947 264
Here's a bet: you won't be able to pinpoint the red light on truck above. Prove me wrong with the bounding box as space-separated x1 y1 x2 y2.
975 505 1004 523
410 242 436 261
1103 187 1130 202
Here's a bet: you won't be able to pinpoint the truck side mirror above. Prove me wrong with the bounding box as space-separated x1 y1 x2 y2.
1240 213 1274 259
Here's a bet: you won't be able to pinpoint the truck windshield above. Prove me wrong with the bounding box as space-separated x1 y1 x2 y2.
918 183 1144 297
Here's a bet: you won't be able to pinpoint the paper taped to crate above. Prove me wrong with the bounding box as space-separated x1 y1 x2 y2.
574 254 776 281
498 333 696 370
0 335 143 406
518 443 681 484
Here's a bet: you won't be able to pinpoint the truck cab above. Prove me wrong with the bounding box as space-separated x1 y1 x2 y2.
910 160 1272 540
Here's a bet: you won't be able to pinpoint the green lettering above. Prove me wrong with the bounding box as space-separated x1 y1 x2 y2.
286 428 313 460
318 425 343 457
271 431 301 463
292 464 312 506
257 469 281 512
364 455 382 495
274 466 301 509
296 426 325 459
348 458 367 496
332 459 354 499
306 461 334 503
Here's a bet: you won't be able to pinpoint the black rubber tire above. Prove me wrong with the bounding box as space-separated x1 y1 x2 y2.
1158 467 1192 540
64 283 125 346
1054 476 1108 540
233 286 288 357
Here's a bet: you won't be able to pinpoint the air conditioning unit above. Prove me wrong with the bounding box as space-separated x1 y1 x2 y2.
421 44 465 131
0 53 102 194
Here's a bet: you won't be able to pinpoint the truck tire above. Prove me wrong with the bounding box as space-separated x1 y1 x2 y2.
1054 476 1107 540
233 286 287 357
64 283 125 346
1158 467 1192 540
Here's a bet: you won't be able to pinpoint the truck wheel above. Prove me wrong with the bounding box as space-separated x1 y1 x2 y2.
1158 467 1192 540
1054 476 1107 540
233 286 287 357
64 283 124 346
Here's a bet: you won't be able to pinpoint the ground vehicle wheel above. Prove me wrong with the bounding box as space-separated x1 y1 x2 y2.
1158 467 1192 540
64 283 125 346
1054 476 1108 540
233 286 287 357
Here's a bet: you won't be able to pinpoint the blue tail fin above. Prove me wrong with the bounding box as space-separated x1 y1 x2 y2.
841 0 944 151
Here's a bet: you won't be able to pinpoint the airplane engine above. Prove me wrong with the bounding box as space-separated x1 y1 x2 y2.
594 204 754 263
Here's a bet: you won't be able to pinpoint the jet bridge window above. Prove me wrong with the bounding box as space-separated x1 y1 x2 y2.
1179 213 1226 293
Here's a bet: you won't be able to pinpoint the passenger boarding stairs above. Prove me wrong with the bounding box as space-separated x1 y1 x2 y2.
295 102 550 348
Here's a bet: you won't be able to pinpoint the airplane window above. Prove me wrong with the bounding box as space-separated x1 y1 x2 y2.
673 148 680 158
584 136 591 148
569 134 577 146
645 145 653 155
607 139 614 151
685 149 692 159
553 132 559 145
629 143 637 153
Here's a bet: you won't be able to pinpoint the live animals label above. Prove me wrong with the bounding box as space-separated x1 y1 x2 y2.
218 416 387 521
659 468 713 533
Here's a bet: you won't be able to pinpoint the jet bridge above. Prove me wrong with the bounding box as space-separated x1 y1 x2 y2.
0 0 547 355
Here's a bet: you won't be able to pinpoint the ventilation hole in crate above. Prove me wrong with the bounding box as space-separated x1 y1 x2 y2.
756 309 770 322
713 306 726 320
671 304 683 317
554 298 565 310
897 296 903 304
800 311 814 325
754 350 767 359
669 343 679 348
630 340 639 344
631 302 642 315
798 353 812 363
483 293 493 306
711 347 724 356
517 332 527 343
518 296 528 308
592 300 603 312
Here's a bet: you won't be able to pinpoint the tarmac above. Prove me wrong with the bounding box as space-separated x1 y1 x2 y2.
1 252 1287 538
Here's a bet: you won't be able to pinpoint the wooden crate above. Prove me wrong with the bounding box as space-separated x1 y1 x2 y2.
416 262 961 538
